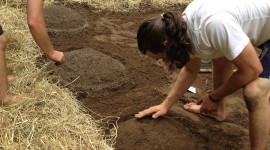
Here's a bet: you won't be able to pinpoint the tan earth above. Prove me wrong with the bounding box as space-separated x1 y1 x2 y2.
42 3 270 150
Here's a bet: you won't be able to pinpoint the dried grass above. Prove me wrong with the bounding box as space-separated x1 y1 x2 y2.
0 5 116 150
1 0 192 12
62 0 192 12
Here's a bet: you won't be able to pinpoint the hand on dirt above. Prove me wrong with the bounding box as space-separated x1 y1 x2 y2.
48 50 64 65
135 105 168 119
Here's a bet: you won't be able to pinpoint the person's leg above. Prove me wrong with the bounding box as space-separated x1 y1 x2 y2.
243 78 270 150
183 57 233 121
243 40 270 150
259 40 270 137
0 26 17 105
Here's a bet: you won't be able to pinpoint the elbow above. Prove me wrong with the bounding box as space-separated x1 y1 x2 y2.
251 65 263 80
255 65 263 77
237 65 262 84
27 18 40 31
27 19 36 30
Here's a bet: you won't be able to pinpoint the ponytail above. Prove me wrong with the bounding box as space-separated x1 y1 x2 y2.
137 12 192 69
161 12 192 69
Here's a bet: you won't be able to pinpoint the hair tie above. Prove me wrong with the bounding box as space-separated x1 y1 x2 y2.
160 13 164 19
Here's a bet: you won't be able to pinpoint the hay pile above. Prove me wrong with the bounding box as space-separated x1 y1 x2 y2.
63 0 191 12
0 3 116 150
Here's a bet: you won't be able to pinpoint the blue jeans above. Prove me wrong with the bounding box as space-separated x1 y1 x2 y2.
258 39 270 79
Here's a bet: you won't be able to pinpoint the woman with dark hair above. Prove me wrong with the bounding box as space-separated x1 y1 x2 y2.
135 0 270 149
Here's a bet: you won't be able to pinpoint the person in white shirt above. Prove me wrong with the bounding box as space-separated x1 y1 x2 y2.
135 0 270 149
27 0 64 65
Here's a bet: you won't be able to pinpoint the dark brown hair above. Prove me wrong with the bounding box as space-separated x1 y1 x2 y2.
137 12 192 69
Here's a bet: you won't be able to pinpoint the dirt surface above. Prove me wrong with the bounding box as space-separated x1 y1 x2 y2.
42 3 270 150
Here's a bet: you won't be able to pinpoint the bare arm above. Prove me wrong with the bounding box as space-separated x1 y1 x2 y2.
135 57 201 118
209 42 262 101
27 0 64 64
161 57 201 109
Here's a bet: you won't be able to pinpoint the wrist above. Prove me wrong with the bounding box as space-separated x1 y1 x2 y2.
162 97 176 109
208 94 221 103
44 48 54 56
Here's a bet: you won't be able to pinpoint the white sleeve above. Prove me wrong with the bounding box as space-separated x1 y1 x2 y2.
205 15 249 60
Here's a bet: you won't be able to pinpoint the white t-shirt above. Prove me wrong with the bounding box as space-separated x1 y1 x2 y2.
183 0 270 60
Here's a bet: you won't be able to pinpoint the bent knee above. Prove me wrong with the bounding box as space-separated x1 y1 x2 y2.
243 79 270 111
243 81 262 100
243 85 261 112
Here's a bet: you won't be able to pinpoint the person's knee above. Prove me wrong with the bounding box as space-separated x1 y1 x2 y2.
243 79 269 112
243 82 263 112
243 81 260 99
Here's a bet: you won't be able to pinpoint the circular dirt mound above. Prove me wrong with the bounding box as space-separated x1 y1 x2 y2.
44 5 88 32
48 48 129 92
44 5 89 50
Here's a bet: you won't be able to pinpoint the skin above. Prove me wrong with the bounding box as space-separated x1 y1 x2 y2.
243 78 270 150
7 75 16 81
0 33 17 105
27 0 64 65
135 42 268 149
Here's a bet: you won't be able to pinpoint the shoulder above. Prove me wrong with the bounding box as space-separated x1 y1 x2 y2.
204 13 239 34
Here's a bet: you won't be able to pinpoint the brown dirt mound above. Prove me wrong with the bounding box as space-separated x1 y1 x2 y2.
44 5 88 31
47 48 130 92
44 5 89 50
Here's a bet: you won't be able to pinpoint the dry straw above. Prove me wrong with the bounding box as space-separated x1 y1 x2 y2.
63 0 191 12
0 2 116 150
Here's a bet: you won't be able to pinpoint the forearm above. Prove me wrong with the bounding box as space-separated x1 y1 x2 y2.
162 67 198 109
27 0 53 56
210 70 258 100
210 42 262 101
29 22 54 55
